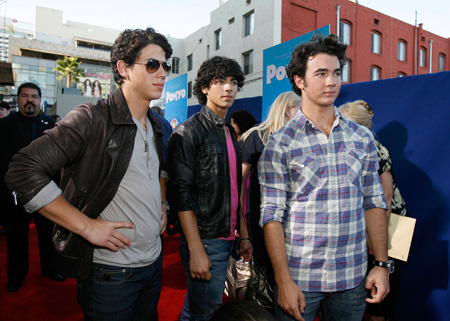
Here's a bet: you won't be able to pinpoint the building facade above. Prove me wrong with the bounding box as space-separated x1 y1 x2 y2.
181 0 449 104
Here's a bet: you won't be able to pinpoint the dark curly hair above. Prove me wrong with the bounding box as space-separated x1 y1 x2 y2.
286 33 347 96
230 110 257 135
111 28 173 85
193 56 245 105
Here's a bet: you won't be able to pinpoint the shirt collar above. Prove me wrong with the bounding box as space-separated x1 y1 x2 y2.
295 106 346 131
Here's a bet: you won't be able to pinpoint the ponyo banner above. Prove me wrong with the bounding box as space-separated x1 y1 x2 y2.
262 25 330 120
164 73 188 128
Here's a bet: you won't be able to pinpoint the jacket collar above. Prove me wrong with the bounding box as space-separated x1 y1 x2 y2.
108 88 134 125
200 105 229 127
107 88 163 137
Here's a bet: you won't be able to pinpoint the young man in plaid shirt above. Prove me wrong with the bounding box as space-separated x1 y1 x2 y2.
259 34 392 321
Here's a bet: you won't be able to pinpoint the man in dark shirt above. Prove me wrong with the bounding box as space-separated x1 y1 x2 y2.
0 82 64 292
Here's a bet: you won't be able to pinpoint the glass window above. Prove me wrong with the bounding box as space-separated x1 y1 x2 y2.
341 60 350 82
371 32 381 54
215 29 222 50
398 40 406 61
340 22 351 45
244 11 254 37
397 72 407 77
188 81 192 98
187 54 193 72
420 47 426 67
243 50 253 75
370 66 380 81
439 54 445 72
172 57 180 74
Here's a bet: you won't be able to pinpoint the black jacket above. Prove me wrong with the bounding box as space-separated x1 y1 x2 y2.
5 89 164 279
168 106 242 239
0 111 55 206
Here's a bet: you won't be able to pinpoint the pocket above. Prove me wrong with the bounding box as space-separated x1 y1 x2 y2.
345 147 367 186
287 154 321 195
93 265 131 285
199 143 224 176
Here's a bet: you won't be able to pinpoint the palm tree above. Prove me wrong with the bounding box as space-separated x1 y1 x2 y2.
53 56 85 88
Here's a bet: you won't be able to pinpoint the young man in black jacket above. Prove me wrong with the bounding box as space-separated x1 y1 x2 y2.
6 28 172 320
168 56 253 320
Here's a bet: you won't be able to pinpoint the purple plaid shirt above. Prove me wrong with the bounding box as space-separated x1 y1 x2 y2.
259 107 387 292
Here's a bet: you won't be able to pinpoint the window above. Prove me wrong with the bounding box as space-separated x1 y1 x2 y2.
229 17 235 24
370 66 381 81
243 50 253 75
397 72 407 77
188 81 192 98
215 29 222 50
341 60 350 83
371 32 381 54
374 19 380 25
172 57 180 74
397 40 406 62
244 11 254 37
339 21 351 45
420 47 426 67
439 54 445 72
207 45 210 60
187 54 193 72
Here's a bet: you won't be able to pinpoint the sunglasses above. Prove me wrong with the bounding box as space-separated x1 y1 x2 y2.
135 59 171 75
363 103 374 114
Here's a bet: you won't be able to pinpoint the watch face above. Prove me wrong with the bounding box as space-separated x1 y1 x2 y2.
387 260 395 274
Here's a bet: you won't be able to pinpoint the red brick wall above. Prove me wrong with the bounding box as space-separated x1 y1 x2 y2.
281 0 450 83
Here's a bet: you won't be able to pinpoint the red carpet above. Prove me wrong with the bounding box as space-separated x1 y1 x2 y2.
0 226 187 320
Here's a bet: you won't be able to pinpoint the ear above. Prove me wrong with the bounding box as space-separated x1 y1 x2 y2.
294 75 304 91
117 60 129 79
201 86 209 95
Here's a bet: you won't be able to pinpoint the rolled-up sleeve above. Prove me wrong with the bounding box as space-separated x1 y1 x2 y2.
258 136 289 227
362 136 388 211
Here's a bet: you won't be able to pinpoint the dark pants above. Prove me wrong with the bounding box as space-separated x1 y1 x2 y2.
77 253 163 321
5 204 54 284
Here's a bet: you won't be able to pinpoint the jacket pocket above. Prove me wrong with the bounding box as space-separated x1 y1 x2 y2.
199 142 224 176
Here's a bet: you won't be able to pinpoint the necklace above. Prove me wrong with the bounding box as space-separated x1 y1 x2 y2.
136 121 149 152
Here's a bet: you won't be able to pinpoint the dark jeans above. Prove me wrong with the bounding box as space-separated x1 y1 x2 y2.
179 235 233 321
5 204 54 284
77 253 163 321
275 277 367 321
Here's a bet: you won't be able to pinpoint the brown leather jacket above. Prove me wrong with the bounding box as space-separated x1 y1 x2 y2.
5 88 164 279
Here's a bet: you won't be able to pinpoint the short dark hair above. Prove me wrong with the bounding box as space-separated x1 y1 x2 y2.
18 82 42 98
193 56 245 105
230 110 257 134
110 28 173 85
286 33 347 96
0 100 10 110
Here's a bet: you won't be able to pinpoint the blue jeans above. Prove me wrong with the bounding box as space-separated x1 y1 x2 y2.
77 253 163 321
275 277 367 321
179 235 233 321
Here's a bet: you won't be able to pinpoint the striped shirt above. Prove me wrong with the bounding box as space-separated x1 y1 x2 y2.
259 107 387 292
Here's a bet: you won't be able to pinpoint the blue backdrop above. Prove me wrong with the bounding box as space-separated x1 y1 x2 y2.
336 72 450 321
187 72 450 320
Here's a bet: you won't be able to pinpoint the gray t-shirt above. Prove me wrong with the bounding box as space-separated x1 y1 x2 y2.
93 117 161 267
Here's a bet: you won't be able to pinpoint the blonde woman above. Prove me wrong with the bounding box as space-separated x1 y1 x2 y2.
239 91 301 290
339 100 408 321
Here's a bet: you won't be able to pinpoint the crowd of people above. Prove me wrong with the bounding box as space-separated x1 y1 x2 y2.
0 27 408 321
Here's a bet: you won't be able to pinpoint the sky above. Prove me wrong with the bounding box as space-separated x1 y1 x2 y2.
1 0 449 39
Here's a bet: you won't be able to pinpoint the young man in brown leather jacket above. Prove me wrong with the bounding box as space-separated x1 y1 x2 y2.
6 28 172 321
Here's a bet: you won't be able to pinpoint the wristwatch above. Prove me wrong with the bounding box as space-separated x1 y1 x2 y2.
161 201 170 211
373 259 395 274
